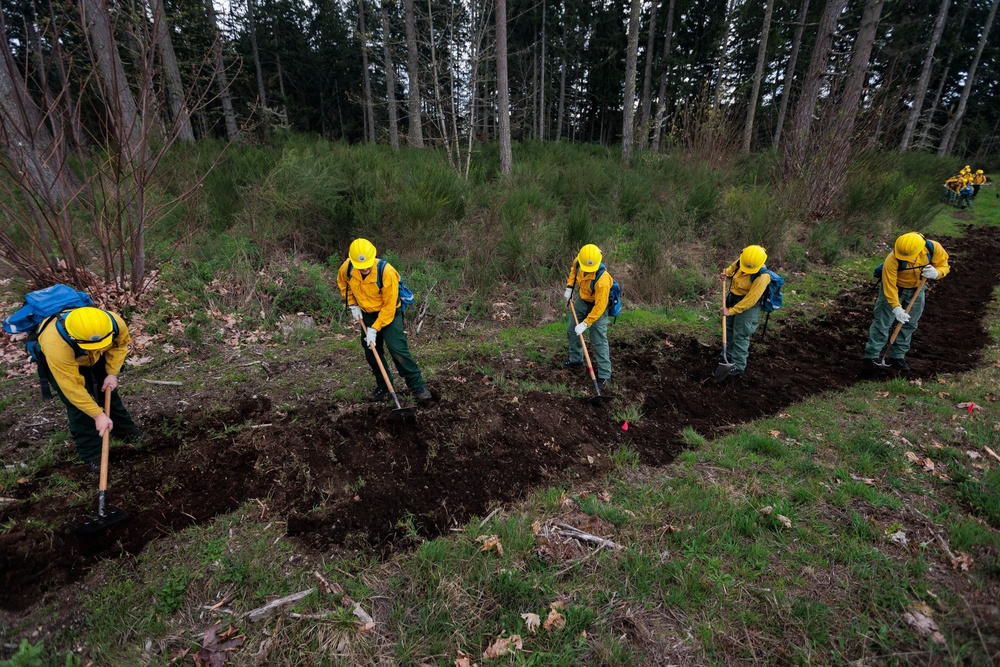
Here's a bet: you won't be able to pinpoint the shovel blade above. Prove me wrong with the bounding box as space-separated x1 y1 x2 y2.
387 406 418 422
587 394 615 406
70 505 130 536
714 362 735 383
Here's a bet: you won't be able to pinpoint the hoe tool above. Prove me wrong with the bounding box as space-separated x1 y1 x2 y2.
567 294 614 406
874 277 927 369
714 277 735 383
73 387 129 535
355 320 418 421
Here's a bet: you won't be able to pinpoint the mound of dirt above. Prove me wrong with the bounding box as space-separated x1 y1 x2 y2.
2 227 998 614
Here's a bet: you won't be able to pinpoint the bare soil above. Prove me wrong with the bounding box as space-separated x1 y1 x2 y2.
2 227 998 618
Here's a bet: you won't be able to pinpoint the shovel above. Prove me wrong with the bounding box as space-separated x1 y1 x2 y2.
874 277 927 368
714 277 735 383
567 295 614 405
355 320 418 421
72 387 129 535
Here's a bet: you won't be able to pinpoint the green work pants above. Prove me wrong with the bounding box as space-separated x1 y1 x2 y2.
566 296 611 380
725 294 761 372
43 356 136 464
361 310 426 392
864 286 925 360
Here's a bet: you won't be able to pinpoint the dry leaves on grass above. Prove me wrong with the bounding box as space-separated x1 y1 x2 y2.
956 402 981 413
544 603 566 631
454 651 478 667
477 534 503 556
193 623 245 667
850 474 877 486
951 552 974 571
903 611 945 644
521 613 541 634
125 355 153 367
597 491 611 502
904 451 937 472
482 635 522 659
776 514 792 528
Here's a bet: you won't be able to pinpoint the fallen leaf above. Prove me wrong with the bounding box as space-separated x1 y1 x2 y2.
778 413 791 419
956 402 981 413
586 455 595 464
850 474 877 487
939 391 951 398
776 514 792 528
658 524 678 534
477 534 503 556
922 458 935 472
521 613 541 634
124 355 153 367
531 520 542 535
903 612 945 644
358 621 376 634
454 651 478 667
482 635 522 659
986 393 998 402
597 491 611 502
193 623 245 667
905 451 919 463
760 505 774 515
889 530 908 545
544 607 566 631
876 391 890 398
768 430 781 438
951 552 973 571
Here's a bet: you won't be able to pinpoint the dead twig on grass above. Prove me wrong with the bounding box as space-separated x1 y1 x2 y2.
242 588 314 622
556 523 623 550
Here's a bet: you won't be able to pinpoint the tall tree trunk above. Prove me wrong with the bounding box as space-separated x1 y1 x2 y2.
539 0 546 140
206 0 239 141
496 0 512 173
359 0 375 142
381 0 400 150
556 53 566 141
652 0 675 151
774 0 810 145
937 0 998 155
152 0 194 141
275 50 288 125
426 0 453 164
403 0 423 146
246 0 268 109
743 0 775 152
622 0 641 162
919 0 972 147
899 0 950 151
834 0 883 137
712 0 737 111
788 0 848 163
637 0 659 150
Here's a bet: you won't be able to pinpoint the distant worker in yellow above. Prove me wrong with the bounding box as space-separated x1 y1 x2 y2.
971 169 989 199
863 233 950 372
337 238 433 404
563 244 614 387
718 245 772 378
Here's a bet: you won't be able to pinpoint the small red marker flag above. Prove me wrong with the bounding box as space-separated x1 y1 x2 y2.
622 421 629 431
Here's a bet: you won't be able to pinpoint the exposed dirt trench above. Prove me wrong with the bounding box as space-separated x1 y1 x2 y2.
2 227 998 614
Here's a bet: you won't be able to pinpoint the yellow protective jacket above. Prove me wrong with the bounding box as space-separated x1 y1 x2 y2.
337 258 401 331
37 311 130 418
945 176 963 192
879 240 950 309
973 173 988 185
724 260 772 315
566 263 613 326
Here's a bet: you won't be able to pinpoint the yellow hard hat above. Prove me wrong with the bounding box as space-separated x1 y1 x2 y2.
894 232 926 262
349 238 377 270
577 244 603 273
963 165 971 171
977 169 984 174
739 245 767 274
64 307 115 351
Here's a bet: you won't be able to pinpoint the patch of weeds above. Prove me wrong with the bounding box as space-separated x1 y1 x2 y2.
955 468 1000 527
679 426 707 447
610 445 640 469
156 567 194 615
739 433 787 459
611 402 642 424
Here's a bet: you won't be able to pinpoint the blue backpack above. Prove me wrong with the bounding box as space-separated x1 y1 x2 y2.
347 259 415 312
2 284 118 399
873 239 933 280
577 262 622 319
750 265 784 313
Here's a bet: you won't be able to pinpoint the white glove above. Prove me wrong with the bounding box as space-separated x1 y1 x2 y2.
365 327 378 347
574 322 588 336
349 305 362 321
921 265 939 280
564 287 573 300
892 306 910 324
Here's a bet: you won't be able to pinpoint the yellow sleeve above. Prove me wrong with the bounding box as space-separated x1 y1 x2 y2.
102 314 130 375
729 274 770 314
724 260 739 278
566 263 578 288
929 241 950 279
337 260 356 305
584 273 612 325
373 264 400 331
881 255 901 309
43 340 102 417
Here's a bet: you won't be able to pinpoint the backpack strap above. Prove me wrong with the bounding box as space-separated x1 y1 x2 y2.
592 264 606 292
375 258 387 290
53 310 119 357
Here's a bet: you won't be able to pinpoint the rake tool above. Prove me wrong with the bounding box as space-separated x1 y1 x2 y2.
714 276 735 383
874 277 927 369
567 293 614 406
355 319 418 421
72 387 129 535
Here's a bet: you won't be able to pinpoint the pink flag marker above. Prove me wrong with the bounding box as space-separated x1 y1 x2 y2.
622 421 629 431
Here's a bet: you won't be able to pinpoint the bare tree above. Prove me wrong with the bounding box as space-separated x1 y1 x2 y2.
381 0 400 150
652 0 675 151
246 0 268 109
359 0 376 142
899 0 950 151
206 0 239 141
712 0 737 111
496 0 511 174
403 0 424 146
152 0 194 141
937 0 998 155
555 16 568 141
743 0 775 152
637 0 660 150
773 0 810 145
538 0 546 140
622 0 642 162
918 0 973 148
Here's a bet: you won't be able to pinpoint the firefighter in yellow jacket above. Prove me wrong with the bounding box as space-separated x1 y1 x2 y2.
718 245 771 378
336 238 432 403
37 307 144 472
563 244 613 386
863 232 950 371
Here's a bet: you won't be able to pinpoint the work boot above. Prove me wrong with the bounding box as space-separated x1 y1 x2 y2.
861 358 882 372
563 360 584 369
888 358 911 371
414 387 433 403
725 367 744 379
85 460 100 475
119 428 147 444
367 386 389 402
597 376 612 389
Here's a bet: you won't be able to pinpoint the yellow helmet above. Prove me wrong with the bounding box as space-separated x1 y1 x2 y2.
963 165 971 172
739 245 767 274
349 238 377 270
64 307 115 351
977 169 984 174
894 232 926 262
577 244 603 273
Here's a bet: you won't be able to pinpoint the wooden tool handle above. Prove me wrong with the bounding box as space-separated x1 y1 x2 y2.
99 387 111 492
887 277 928 346
721 277 728 349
